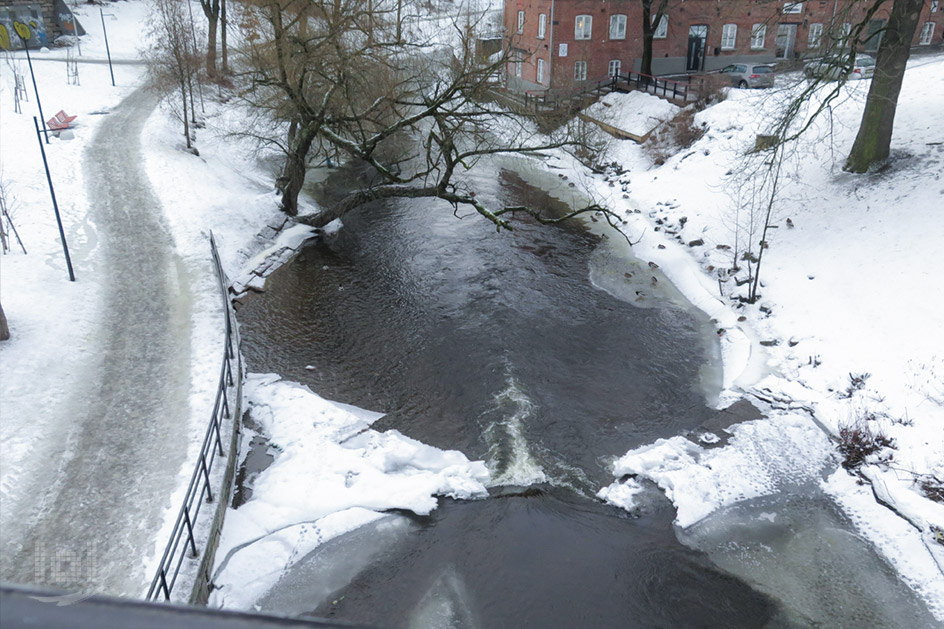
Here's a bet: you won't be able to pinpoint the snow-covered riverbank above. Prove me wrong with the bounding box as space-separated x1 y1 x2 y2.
565 60 944 618
1 0 940 618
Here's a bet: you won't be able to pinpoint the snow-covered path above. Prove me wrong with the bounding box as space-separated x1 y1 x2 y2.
0 86 192 597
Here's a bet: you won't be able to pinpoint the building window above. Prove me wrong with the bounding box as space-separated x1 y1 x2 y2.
721 24 737 49
808 22 823 47
537 58 546 83
932 1 939 12
574 60 587 80
517 10 524 34
653 15 668 39
841 22 852 39
538 13 546 39
610 14 627 40
608 59 621 76
575 15 592 40
751 24 767 49
783 2 802 14
919 21 935 44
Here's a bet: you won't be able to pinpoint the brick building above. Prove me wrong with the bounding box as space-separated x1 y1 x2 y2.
504 0 944 93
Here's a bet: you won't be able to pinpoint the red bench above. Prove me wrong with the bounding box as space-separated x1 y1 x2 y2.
46 110 77 131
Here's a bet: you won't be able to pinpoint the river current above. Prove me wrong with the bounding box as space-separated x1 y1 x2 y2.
234 161 937 628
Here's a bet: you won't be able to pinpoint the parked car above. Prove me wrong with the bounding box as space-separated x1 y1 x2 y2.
718 63 776 89
803 54 875 80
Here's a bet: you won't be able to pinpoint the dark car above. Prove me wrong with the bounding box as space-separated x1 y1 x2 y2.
718 63 776 88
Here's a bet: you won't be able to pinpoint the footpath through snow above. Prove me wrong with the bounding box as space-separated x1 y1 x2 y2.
1 0 942 620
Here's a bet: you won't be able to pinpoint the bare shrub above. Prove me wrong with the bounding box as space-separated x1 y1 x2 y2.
841 372 872 398
917 475 943 503
644 108 706 165
691 73 728 111
837 419 894 470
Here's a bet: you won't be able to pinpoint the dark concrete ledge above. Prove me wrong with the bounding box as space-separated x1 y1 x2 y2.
0 584 368 629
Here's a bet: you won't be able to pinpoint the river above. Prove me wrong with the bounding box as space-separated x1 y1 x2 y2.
233 160 937 628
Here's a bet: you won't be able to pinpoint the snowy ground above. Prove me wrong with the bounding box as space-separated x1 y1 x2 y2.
577 59 944 618
2 0 942 619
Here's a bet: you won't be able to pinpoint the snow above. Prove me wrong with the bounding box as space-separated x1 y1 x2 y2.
583 58 944 618
209 374 489 610
582 90 680 138
2 0 942 617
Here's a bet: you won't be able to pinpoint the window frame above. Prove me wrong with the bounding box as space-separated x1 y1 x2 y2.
537 13 546 39
575 14 593 40
537 58 546 83
574 60 588 81
517 10 525 34
919 21 935 44
653 15 668 39
750 23 767 49
609 14 627 40
808 22 823 47
783 2 803 14
721 23 737 50
608 59 622 76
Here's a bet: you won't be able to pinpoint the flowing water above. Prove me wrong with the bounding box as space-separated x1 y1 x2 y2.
235 161 938 628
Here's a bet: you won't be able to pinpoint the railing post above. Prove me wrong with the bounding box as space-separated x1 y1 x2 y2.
159 570 171 601
200 454 214 503
184 509 199 557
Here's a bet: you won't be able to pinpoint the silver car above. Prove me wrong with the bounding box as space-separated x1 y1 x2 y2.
804 54 875 80
718 63 776 88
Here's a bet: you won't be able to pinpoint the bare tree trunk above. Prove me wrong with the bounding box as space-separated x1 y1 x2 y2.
0 301 10 341
221 0 228 74
844 0 923 173
641 1 655 76
181 79 192 149
279 124 317 216
201 0 220 78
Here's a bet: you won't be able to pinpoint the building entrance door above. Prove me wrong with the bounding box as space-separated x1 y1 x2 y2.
686 25 708 71
776 24 798 58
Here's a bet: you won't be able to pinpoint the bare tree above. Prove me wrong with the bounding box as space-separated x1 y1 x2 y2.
145 0 204 150
232 0 626 236
201 0 222 78
639 0 670 77
845 0 926 173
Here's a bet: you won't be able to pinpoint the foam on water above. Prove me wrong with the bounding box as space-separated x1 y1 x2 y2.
482 372 547 488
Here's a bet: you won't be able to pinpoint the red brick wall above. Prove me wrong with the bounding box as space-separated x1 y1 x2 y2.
505 0 944 91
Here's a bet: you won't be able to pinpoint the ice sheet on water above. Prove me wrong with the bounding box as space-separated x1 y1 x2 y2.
599 410 834 527
211 374 490 609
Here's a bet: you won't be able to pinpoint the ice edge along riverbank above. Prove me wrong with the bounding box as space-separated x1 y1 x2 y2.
534 84 944 618
133 45 941 618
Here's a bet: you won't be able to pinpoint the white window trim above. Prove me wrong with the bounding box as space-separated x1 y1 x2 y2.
517 10 524 34
931 1 939 13
575 15 592 40
721 24 737 50
537 58 546 83
919 21 935 44
609 14 627 40
751 23 766 49
574 60 587 80
653 15 668 39
608 59 621 76
808 22 823 47
783 2 802 14
537 13 546 39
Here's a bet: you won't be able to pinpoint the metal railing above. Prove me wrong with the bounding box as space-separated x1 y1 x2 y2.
146 231 238 602
521 71 694 114
616 71 692 102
